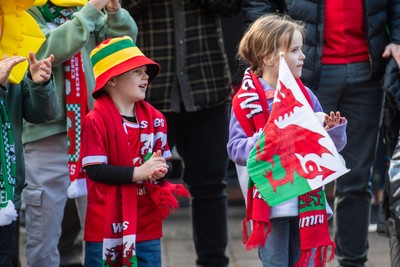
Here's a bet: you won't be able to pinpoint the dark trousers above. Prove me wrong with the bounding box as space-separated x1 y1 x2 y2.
59 198 83 267
315 62 383 267
0 221 16 267
165 104 229 267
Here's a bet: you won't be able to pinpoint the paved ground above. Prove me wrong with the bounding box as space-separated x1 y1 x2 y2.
18 184 391 267
161 203 390 267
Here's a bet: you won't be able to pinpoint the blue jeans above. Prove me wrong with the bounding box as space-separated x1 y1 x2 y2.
84 242 101 267
84 239 161 267
258 217 300 267
316 62 383 267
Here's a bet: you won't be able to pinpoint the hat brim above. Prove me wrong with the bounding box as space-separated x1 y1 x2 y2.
92 56 160 99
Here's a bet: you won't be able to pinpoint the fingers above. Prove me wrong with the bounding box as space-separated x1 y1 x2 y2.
149 167 168 180
30 53 54 83
150 150 163 159
1 56 27 69
28 52 38 65
38 70 52 81
48 54 55 63
324 111 346 129
42 54 54 68
39 58 53 77
0 56 27 85
382 43 400 69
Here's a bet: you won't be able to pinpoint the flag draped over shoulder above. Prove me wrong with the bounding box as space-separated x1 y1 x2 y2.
247 54 349 207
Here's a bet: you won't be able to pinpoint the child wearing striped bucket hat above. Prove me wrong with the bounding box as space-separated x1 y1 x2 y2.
80 35 189 267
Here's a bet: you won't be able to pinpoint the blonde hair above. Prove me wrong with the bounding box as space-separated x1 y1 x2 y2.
238 14 305 75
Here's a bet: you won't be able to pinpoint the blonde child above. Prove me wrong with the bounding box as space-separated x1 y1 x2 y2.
227 14 347 267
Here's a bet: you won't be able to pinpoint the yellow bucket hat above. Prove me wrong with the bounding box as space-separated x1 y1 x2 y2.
33 0 87 7
0 0 46 83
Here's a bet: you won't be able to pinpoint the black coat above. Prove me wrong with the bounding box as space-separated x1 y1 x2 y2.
241 0 400 91
381 58 400 236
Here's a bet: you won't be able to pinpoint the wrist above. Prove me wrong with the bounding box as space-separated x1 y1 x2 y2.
132 167 146 182
132 168 138 182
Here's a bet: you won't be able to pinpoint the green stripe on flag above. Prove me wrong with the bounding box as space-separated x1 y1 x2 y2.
247 133 312 206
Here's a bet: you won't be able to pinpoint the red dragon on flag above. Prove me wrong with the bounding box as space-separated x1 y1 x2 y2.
247 53 349 207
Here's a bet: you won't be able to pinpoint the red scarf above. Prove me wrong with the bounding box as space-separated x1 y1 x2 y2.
232 68 335 266
84 94 189 266
39 4 90 198
66 52 90 198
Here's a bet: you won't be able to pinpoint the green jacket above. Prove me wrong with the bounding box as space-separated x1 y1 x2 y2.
23 3 138 144
1 74 59 209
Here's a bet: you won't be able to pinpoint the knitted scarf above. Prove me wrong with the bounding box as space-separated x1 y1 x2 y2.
38 3 89 198
232 68 335 266
0 97 17 226
85 94 189 266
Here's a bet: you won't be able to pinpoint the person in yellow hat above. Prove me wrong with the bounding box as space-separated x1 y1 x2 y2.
21 1 138 266
0 52 59 267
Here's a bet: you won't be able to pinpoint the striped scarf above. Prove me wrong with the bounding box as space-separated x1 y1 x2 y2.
83 95 189 266
233 68 335 266
39 3 90 198
0 97 17 226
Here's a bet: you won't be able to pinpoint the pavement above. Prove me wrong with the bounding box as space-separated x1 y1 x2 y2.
18 182 391 267
161 180 391 267
161 203 390 267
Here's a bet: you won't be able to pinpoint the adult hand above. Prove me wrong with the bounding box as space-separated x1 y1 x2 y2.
0 55 26 86
29 52 54 83
382 43 400 69
106 0 120 12
89 0 109 11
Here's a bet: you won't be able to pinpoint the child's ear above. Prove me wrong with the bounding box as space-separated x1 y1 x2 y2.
263 56 274 67
106 77 117 87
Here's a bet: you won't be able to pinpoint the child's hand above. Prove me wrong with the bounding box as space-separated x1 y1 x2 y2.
149 167 168 181
324 111 347 130
0 55 26 86
132 150 168 182
29 52 54 83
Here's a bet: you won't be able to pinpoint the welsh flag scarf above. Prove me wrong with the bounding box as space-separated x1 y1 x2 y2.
85 94 189 266
38 3 89 198
0 97 17 226
233 56 348 266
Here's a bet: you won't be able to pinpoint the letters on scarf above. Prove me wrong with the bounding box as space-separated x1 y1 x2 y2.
66 52 90 198
38 3 90 198
233 54 349 266
247 54 349 206
82 95 189 267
